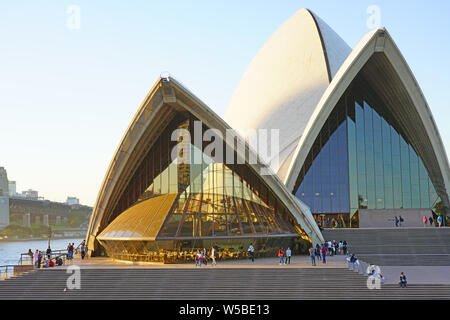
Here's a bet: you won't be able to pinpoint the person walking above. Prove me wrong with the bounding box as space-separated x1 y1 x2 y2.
315 244 321 261
285 247 292 265
202 248 208 267
321 244 327 264
309 247 316 266
278 248 284 265
210 246 217 267
80 242 85 260
343 240 348 255
399 216 404 227
395 216 399 227
339 241 343 255
248 243 255 263
422 215 428 227
195 249 202 268
429 216 434 226
437 216 442 227
399 272 407 288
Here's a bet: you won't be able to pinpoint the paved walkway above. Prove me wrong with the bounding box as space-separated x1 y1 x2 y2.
62 254 348 269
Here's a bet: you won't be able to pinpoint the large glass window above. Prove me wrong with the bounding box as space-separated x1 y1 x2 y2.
293 81 442 220
105 115 301 239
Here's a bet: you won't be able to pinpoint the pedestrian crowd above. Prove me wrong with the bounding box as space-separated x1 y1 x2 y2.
422 215 444 227
194 246 218 268
393 216 404 227
309 240 347 266
66 240 89 261
29 247 63 269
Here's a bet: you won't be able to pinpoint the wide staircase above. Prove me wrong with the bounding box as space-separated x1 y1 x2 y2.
0 268 449 299
322 227 450 266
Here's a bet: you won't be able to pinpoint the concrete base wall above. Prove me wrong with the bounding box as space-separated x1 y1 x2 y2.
359 208 432 227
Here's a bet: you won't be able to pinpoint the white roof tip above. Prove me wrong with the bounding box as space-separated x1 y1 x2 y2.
306 9 352 79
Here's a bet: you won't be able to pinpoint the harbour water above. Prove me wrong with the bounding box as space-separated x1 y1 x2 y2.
0 238 84 266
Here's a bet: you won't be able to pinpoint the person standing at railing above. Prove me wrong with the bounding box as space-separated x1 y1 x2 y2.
33 250 39 268
46 247 51 260
67 243 73 260
37 251 42 269
27 249 33 265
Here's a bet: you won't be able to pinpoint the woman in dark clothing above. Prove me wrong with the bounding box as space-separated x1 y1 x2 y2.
400 272 407 288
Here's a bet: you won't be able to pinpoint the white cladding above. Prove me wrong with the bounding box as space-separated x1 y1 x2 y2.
225 9 350 180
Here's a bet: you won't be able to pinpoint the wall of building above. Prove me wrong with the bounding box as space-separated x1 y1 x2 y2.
359 208 433 227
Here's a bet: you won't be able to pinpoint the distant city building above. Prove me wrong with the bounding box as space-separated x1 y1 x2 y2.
0 167 10 229
66 197 80 206
8 181 16 197
21 189 39 200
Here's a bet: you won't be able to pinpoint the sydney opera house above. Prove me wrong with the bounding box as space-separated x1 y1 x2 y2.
86 9 449 262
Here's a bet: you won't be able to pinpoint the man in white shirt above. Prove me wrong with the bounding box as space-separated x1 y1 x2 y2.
285 247 292 264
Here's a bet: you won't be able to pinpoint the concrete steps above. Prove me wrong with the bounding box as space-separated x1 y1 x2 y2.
0 268 448 300
322 228 450 266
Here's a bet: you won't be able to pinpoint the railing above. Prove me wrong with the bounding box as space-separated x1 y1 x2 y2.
19 249 69 266
0 265 16 279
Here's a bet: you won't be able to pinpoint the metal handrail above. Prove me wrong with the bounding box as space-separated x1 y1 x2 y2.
20 249 69 265
0 265 18 279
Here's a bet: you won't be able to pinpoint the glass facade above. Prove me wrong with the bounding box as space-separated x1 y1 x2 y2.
294 82 442 227
97 114 311 263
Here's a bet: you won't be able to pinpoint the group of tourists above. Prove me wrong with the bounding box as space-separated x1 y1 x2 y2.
308 240 347 266
277 247 292 265
28 248 63 269
394 216 404 227
194 247 217 267
423 215 443 227
66 240 89 261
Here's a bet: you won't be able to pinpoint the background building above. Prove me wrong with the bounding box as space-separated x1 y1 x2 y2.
66 197 80 206
0 167 10 229
8 181 16 197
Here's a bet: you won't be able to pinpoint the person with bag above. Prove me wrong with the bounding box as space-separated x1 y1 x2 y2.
278 248 284 265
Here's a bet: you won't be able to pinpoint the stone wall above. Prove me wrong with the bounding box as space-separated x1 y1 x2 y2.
359 208 433 227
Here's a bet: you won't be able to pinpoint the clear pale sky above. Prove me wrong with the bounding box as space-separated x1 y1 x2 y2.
1 1 449 206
